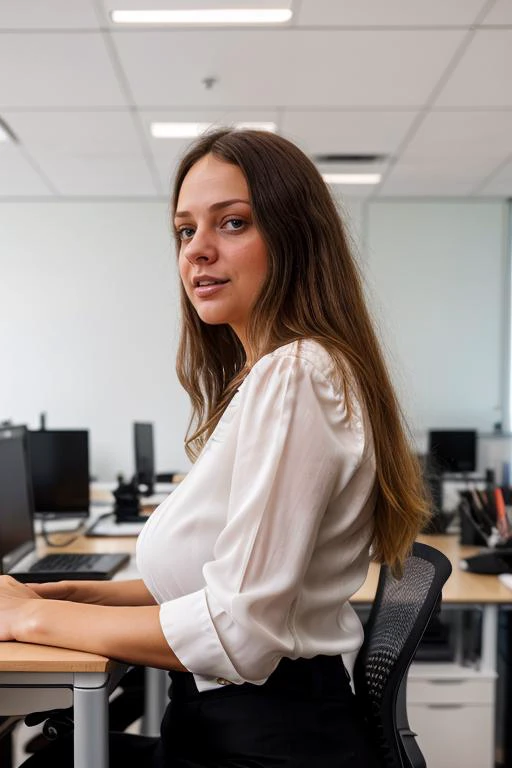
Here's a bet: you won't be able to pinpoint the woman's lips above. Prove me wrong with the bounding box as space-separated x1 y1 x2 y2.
194 280 229 298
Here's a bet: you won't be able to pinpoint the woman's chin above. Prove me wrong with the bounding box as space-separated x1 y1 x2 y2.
197 310 231 327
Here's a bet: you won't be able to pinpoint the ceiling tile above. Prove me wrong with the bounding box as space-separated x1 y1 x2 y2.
0 145 52 196
382 109 512 196
380 158 492 196
112 29 465 108
6 111 147 154
296 0 487 27
0 0 99 29
0 33 128 108
31 152 158 196
280 110 418 156
330 185 375 201
435 30 512 107
479 158 512 196
400 110 512 163
482 0 512 25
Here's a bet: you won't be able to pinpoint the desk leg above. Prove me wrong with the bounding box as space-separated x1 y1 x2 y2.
73 673 109 768
481 604 498 672
142 667 168 737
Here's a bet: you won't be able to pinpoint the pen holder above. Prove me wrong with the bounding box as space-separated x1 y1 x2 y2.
458 498 488 546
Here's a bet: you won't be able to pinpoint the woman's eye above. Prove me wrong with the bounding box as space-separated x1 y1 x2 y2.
224 218 245 231
177 227 195 241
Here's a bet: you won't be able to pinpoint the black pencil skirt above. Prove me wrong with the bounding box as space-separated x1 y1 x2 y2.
20 655 378 767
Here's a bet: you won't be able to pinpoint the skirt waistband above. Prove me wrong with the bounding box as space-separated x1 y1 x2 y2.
169 655 351 701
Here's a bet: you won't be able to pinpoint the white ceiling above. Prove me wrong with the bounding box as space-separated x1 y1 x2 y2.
0 0 511 199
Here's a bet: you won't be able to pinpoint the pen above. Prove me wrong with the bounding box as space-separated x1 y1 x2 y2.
494 487 510 539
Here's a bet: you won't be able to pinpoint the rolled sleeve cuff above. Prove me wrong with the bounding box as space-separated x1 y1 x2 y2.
159 588 245 688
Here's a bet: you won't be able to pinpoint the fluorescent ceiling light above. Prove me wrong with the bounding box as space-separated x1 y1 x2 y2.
151 122 211 138
0 124 9 142
111 9 292 25
322 173 382 185
235 121 277 132
151 121 277 138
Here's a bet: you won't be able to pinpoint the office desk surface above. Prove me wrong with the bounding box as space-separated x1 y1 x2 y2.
353 534 512 605
0 642 114 673
36 530 512 605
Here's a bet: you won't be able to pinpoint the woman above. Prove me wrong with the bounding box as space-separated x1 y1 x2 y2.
1 128 429 767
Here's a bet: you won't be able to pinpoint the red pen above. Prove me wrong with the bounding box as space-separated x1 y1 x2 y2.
494 487 510 539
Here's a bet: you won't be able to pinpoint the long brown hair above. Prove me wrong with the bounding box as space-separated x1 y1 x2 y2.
172 128 430 575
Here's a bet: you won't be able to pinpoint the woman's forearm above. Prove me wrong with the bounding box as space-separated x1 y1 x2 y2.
30 578 156 606
66 578 157 606
15 599 187 672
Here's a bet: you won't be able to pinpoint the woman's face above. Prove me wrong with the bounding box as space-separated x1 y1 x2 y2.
175 154 268 350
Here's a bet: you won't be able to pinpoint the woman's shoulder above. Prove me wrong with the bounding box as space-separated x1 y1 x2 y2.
266 339 335 379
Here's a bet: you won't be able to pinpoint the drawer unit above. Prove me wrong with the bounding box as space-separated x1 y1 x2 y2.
406 664 496 768
408 703 493 768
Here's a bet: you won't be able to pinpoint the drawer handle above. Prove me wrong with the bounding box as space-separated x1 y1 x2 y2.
426 704 464 710
426 679 465 685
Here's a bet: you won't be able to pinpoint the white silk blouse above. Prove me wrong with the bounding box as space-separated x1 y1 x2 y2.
136 339 377 692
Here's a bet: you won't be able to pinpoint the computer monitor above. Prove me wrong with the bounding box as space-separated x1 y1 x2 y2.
134 422 155 496
0 425 36 573
427 429 477 474
27 429 90 517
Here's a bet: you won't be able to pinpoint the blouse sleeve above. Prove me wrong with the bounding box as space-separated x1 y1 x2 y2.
159 351 366 684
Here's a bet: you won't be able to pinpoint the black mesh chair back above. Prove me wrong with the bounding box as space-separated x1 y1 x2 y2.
353 542 452 768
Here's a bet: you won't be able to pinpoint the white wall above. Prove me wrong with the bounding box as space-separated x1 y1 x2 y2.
0 197 508 479
0 201 190 480
364 200 509 447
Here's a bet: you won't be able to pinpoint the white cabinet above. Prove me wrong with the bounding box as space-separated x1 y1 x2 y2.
407 663 496 768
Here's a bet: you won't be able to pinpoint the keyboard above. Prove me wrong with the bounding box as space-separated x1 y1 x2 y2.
12 551 131 582
29 553 103 573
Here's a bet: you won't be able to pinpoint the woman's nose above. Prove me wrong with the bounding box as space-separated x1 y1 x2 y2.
184 228 218 264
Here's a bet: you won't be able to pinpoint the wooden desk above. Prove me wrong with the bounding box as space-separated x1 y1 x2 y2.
0 643 123 768
354 533 512 605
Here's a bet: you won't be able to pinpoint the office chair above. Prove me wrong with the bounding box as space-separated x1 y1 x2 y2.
353 542 452 768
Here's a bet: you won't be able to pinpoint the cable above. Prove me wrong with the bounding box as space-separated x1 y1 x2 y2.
40 514 88 548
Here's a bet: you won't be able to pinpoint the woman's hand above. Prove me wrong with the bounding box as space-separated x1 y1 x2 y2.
0 575 41 641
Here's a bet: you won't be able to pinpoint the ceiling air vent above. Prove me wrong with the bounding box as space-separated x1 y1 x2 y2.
314 154 386 164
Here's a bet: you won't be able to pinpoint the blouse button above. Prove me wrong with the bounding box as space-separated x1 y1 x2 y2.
216 677 232 686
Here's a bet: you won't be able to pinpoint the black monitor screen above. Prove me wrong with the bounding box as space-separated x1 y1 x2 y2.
134 422 155 493
0 426 35 568
428 430 477 474
28 430 89 514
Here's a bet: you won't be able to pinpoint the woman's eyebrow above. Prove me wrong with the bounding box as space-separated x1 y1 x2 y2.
174 198 251 218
